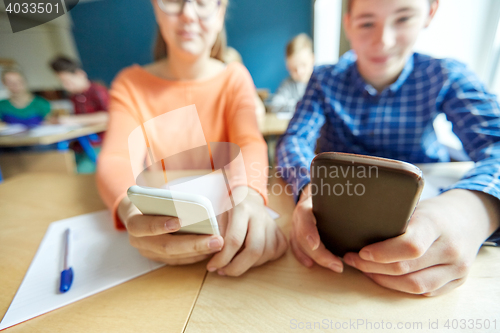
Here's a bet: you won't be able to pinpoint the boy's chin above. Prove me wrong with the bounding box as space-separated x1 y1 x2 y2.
292 77 309 84
364 63 405 82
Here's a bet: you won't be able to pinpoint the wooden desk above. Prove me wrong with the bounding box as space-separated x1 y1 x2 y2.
0 173 206 333
259 113 291 137
185 163 500 333
2 164 499 333
0 123 107 147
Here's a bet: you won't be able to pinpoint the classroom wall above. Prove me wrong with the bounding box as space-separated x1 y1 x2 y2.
225 1 313 92
69 0 313 92
413 0 500 86
313 0 343 65
69 0 157 87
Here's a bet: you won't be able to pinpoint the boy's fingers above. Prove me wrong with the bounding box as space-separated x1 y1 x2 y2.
364 264 458 295
420 278 467 297
291 201 343 272
129 233 223 257
126 214 180 237
290 229 314 268
344 239 448 275
304 241 344 273
294 223 343 272
294 204 321 251
359 214 439 263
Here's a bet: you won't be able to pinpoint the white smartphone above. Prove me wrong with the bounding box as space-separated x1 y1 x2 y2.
127 185 220 235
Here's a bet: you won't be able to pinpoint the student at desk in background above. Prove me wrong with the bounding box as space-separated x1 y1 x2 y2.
0 68 50 126
267 34 315 116
276 0 500 296
50 56 109 125
97 0 287 276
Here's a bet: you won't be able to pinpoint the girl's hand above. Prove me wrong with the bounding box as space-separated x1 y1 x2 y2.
118 196 224 265
206 187 288 276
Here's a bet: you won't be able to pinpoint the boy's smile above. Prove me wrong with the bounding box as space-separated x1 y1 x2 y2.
344 0 438 92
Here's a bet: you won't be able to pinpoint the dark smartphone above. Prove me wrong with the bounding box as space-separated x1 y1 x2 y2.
311 152 424 257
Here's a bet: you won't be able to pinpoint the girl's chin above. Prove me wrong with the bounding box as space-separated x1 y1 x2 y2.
177 46 206 57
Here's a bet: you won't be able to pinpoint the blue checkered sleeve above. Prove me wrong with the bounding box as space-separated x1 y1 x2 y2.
438 61 500 242
276 69 326 201
438 61 500 198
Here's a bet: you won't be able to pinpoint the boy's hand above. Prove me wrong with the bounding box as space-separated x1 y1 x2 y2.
289 184 344 273
207 187 288 276
343 189 500 296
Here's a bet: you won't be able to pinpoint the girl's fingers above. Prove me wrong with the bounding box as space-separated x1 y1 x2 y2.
217 215 266 276
129 233 223 257
138 249 211 265
206 204 249 270
126 214 181 237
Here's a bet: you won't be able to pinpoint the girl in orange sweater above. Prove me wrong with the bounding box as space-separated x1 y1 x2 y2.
97 0 287 276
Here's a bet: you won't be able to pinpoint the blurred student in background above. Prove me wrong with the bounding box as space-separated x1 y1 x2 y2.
50 56 109 125
97 0 287 277
0 68 50 126
268 33 315 116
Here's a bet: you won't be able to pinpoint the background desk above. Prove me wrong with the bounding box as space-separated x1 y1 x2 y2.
2 164 499 332
258 113 291 137
0 123 107 147
0 123 107 180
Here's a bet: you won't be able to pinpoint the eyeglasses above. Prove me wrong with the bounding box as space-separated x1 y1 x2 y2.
157 0 221 19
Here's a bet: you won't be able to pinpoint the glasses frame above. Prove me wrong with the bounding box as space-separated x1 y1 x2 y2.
156 0 222 20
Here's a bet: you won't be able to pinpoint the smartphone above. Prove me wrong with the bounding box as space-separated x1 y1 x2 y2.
311 152 424 257
127 185 220 235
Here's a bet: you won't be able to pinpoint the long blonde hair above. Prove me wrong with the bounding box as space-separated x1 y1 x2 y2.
153 0 228 62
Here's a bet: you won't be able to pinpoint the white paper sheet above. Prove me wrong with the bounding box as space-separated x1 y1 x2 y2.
27 124 81 137
0 192 281 330
0 124 27 136
0 210 164 331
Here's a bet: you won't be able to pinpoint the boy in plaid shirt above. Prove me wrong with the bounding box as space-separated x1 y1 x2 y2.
277 0 500 296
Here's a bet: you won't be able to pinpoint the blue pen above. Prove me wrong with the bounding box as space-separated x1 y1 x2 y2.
59 228 74 293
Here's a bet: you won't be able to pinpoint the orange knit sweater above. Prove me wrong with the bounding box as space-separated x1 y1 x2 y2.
96 62 269 229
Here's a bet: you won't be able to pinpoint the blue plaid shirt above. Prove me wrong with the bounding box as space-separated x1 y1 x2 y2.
276 51 500 242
